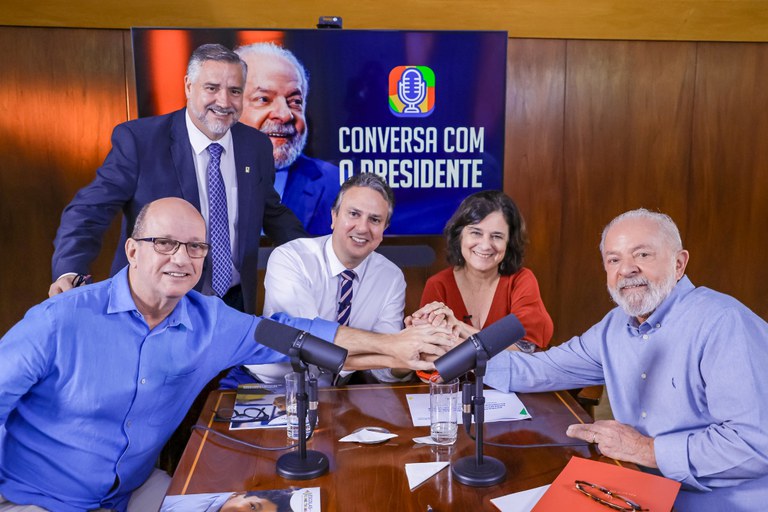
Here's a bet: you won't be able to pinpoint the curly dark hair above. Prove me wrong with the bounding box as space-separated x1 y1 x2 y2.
444 190 527 276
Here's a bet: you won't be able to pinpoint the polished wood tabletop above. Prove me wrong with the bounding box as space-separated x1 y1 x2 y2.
167 383 626 511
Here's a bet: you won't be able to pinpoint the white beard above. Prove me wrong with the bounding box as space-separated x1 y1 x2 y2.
259 120 308 170
608 267 677 320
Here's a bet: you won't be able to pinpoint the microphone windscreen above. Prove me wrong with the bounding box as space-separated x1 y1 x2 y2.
253 318 348 374
434 313 526 381
299 334 348 374
254 318 299 352
475 313 526 359
434 337 481 382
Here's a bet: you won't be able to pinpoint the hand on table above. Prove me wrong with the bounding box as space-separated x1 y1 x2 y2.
567 419 657 468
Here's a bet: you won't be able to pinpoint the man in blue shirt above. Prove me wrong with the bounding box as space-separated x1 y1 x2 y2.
0 198 452 512
483 209 768 511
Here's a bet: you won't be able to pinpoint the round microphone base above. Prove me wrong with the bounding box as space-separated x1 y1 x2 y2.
451 455 506 487
276 450 329 480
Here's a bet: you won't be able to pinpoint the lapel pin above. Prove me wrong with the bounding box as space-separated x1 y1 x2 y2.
245 166 251 174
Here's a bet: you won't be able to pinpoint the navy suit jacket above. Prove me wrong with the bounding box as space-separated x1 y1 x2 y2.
52 108 306 314
282 154 340 235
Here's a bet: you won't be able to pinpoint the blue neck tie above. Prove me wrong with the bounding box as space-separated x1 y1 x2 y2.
337 270 355 326
207 143 232 297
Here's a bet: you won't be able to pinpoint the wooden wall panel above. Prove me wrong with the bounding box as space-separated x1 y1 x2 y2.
504 39 567 339
2 0 768 42
0 27 129 332
686 43 768 319
556 40 698 338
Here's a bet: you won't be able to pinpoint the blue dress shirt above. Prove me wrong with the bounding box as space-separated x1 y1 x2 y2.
485 276 768 511
0 266 338 512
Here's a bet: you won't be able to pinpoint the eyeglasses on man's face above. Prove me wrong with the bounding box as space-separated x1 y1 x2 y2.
134 237 210 258
574 480 647 511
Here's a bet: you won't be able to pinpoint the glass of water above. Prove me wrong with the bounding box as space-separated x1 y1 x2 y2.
285 371 312 440
429 375 459 445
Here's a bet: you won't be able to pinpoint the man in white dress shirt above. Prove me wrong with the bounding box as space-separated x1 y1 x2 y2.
222 173 412 387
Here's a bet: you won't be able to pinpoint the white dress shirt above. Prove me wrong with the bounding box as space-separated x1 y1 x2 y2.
185 111 240 288
246 235 407 384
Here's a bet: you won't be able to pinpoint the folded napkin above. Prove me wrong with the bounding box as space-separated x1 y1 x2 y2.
339 428 398 443
412 435 447 445
405 461 450 490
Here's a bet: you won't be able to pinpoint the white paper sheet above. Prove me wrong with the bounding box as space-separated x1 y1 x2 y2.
405 390 531 427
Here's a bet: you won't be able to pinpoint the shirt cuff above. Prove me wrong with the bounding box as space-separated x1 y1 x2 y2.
306 317 340 343
485 351 513 392
654 431 708 491
266 312 340 344
55 272 78 282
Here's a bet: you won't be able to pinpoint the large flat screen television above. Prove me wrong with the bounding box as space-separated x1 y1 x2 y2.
132 27 507 235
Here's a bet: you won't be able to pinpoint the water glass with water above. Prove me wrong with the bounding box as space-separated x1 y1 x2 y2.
429 375 459 445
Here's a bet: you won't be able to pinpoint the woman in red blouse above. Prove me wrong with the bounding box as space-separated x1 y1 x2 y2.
408 191 553 353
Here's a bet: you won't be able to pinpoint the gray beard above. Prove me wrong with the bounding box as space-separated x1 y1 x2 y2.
608 271 677 320
274 129 308 170
197 107 239 138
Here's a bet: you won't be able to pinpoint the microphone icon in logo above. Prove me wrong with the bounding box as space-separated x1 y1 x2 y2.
397 67 427 114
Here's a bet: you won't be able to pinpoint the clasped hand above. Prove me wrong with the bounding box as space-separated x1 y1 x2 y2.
405 301 479 340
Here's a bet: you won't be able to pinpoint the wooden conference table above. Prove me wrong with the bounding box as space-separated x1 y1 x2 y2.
167 383 627 510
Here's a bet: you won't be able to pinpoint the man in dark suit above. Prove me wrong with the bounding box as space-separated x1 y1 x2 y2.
236 42 340 235
49 43 306 313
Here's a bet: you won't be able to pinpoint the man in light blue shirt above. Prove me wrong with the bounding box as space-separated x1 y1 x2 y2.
484 209 768 511
0 198 450 512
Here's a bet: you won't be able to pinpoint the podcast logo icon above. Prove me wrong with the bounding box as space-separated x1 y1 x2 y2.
389 66 435 118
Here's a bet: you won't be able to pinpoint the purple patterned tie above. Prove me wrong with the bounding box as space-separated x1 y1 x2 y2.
207 143 232 297
336 270 355 326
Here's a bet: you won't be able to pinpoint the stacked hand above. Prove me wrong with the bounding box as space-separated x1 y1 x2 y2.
388 323 459 370
405 301 479 340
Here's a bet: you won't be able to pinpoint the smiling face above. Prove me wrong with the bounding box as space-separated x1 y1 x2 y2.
459 210 509 275
125 198 206 314
239 51 307 169
331 186 389 269
602 216 689 322
185 60 244 140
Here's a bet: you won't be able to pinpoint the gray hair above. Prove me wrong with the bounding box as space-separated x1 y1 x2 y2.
186 43 247 83
131 202 152 239
600 208 683 253
332 173 395 226
235 42 309 98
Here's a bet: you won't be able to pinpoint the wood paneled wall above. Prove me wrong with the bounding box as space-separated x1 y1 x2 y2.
3 0 768 42
2 27 767 343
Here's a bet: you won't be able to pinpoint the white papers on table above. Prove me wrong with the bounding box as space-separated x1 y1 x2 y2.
405 390 531 427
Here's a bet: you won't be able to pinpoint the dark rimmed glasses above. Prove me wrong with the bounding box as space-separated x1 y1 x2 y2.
213 407 270 424
574 480 647 511
134 237 210 258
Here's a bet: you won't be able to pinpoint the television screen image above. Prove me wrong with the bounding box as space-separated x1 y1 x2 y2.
132 28 507 235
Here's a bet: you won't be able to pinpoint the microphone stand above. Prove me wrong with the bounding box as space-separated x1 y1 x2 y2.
452 350 506 486
275 342 329 480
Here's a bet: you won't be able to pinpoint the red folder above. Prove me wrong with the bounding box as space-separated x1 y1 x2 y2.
532 456 680 511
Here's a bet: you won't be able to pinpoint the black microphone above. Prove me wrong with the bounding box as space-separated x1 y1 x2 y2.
254 319 348 373
434 313 526 382
308 376 319 429
462 382 474 433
